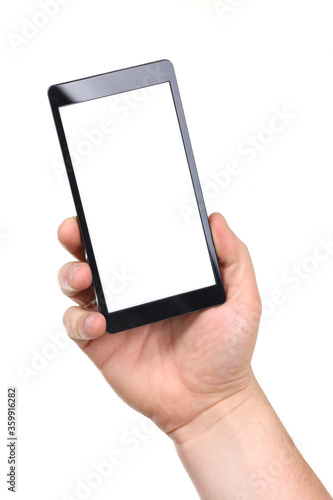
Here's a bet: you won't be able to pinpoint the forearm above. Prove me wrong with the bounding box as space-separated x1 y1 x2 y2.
170 375 331 500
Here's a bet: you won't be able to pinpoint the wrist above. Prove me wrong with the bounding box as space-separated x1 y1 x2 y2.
169 372 332 500
168 370 264 446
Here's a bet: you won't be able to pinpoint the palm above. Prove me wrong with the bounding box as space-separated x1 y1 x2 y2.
80 296 259 434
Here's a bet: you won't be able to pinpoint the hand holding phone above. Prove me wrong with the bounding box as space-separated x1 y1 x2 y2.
57 211 262 438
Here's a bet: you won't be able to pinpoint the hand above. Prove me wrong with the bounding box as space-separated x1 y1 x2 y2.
57 213 262 439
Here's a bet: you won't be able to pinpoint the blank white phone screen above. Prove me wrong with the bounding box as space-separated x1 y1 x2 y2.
60 82 216 313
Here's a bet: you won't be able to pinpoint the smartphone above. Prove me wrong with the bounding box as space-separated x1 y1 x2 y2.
48 59 226 333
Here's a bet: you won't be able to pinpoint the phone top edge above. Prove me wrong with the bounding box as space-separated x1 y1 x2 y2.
47 58 174 94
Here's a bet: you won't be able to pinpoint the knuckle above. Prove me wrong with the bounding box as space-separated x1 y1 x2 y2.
241 240 250 255
63 307 78 338
57 263 76 295
57 266 65 289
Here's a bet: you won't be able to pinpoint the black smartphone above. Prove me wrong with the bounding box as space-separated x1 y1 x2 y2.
48 59 226 333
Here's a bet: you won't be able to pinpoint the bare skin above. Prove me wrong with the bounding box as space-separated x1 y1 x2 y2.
57 212 332 499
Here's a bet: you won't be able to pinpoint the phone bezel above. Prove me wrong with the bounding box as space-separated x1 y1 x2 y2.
48 59 226 333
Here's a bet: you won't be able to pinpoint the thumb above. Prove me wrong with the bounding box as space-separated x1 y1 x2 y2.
209 212 261 306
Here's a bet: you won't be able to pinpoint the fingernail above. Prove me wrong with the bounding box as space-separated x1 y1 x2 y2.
85 314 99 331
68 263 82 282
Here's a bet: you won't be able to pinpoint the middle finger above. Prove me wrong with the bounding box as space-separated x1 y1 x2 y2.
58 261 94 304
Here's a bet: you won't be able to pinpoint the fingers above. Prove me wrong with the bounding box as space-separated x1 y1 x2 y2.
58 218 107 342
57 217 86 261
57 261 95 305
63 306 107 342
209 212 261 306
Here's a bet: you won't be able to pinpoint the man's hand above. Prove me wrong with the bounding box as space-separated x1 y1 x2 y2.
57 213 332 499
57 212 262 436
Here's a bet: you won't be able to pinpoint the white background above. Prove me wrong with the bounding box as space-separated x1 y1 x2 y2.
1 0 333 498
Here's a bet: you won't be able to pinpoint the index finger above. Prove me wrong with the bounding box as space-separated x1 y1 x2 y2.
57 216 86 261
